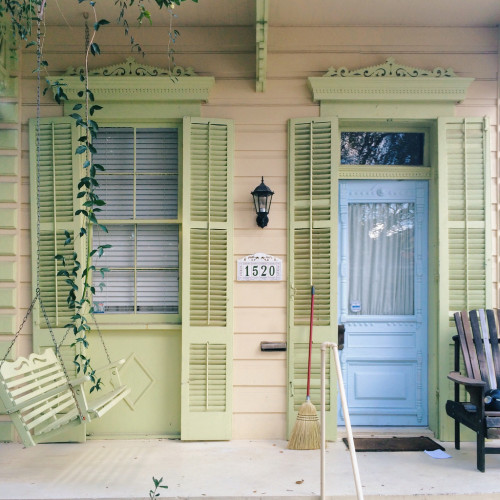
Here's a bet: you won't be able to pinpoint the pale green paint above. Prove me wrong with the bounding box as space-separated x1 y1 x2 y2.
0 289 15 308
0 129 17 149
436 117 491 441
0 315 15 334
29 117 85 336
0 102 17 123
86 329 181 438
29 116 85 443
0 183 17 203
0 422 13 441
181 117 234 440
256 0 268 92
0 156 17 175
0 234 16 255
0 208 16 229
63 102 201 121
0 262 16 282
0 340 15 360
287 117 339 441
322 102 462 120
57 74 215 105
54 59 213 119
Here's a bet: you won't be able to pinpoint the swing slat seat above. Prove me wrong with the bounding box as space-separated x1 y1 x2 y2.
87 385 130 418
0 349 88 447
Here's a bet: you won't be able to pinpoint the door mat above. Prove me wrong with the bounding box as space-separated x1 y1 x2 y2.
342 436 445 452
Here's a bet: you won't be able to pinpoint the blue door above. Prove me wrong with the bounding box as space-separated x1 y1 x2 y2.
338 180 428 426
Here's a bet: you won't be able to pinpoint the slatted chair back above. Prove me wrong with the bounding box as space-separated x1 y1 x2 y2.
0 349 81 447
454 309 500 391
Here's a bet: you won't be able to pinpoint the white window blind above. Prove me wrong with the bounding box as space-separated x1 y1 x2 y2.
92 127 179 314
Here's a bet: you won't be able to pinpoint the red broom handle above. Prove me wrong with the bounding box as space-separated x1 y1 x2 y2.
307 285 315 399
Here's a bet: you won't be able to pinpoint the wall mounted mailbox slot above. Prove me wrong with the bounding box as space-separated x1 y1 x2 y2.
260 341 287 352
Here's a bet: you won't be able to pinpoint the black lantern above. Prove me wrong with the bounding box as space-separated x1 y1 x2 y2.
251 176 274 228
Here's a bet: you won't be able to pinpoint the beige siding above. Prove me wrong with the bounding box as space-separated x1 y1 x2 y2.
13 19 499 439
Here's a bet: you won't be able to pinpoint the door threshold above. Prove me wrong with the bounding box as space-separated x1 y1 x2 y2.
337 426 435 439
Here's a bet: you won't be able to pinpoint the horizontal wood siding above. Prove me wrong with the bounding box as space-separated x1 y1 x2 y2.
14 19 499 439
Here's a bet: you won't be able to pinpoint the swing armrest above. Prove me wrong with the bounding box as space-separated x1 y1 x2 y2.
94 358 126 375
69 375 91 387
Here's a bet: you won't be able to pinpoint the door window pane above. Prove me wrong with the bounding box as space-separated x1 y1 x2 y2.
348 202 415 315
341 132 424 165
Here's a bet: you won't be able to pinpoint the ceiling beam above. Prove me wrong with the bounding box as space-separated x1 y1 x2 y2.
256 0 269 92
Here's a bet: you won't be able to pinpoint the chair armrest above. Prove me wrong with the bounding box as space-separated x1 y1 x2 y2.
447 371 486 387
94 358 126 375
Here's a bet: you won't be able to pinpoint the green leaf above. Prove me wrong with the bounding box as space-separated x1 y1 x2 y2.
75 145 87 154
90 42 101 55
90 105 103 116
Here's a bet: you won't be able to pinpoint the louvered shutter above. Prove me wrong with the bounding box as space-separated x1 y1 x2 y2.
437 117 491 436
29 117 85 443
288 118 339 439
181 117 234 440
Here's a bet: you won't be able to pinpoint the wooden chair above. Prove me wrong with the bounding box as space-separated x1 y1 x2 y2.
446 309 500 471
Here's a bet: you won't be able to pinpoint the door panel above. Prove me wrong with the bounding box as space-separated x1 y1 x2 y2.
339 180 428 426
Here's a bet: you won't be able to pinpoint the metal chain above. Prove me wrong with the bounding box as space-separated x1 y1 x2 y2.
36 12 42 291
91 311 112 364
39 296 86 421
0 290 40 369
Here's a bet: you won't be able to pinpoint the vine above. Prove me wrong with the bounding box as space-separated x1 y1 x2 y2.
0 0 198 391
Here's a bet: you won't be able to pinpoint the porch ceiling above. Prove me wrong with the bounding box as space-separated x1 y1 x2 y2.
45 0 500 28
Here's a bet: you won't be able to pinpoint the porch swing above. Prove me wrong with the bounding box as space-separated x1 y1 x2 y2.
0 11 130 447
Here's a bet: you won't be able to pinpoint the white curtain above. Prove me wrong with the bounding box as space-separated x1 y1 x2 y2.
348 202 414 315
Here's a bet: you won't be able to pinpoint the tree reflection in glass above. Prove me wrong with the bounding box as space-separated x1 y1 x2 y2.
341 132 424 166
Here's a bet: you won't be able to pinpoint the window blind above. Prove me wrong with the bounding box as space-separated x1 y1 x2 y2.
92 127 179 314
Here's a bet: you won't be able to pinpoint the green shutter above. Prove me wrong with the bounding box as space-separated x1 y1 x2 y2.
181 117 234 440
288 118 339 440
438 117 491 316
29 116 85 442
437 117 491 438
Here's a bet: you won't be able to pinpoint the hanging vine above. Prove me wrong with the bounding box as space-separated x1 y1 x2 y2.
0 0 198 391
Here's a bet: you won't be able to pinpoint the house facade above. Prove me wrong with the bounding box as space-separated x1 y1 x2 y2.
0 0 499 444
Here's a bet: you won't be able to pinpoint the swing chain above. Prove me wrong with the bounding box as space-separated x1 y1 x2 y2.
91 310 112 365
0 289 40 369
39 296 86 422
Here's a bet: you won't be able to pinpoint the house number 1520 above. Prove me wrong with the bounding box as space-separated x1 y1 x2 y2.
237 253 282 281
243 264 276 278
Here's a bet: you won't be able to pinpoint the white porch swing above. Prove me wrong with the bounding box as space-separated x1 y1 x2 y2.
0 6 130 447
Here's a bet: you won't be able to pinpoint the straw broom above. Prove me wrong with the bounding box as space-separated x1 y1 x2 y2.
288 285 321 450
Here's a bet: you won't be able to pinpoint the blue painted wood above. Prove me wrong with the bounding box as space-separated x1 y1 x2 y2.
338 180 428 426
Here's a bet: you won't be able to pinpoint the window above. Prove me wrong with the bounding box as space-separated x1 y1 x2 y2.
92 126 180 315
341 132 425 166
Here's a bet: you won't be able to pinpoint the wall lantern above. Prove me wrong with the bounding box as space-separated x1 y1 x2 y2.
251 176 274 228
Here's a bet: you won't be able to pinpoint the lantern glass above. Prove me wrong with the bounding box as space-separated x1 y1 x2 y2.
251 177 274 228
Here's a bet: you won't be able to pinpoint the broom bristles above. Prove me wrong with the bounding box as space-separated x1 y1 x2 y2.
288 399 321 450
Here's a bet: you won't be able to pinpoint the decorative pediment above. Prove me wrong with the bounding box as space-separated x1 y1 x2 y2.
323 58 456 78
308 58 473 107
53 57 214 104
64 57 197 78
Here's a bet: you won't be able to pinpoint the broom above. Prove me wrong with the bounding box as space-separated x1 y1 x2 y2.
288 285 321 450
